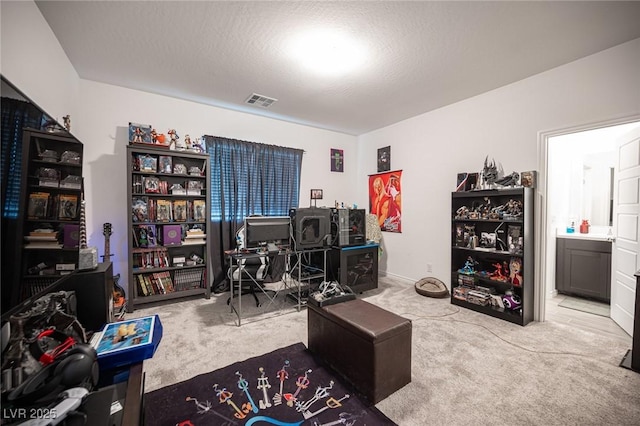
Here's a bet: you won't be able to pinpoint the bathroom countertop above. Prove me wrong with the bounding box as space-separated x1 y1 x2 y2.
556 228 613 242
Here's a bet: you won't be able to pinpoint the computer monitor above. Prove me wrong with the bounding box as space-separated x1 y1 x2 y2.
244 216 291 249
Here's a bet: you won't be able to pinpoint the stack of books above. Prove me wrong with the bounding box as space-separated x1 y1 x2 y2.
24 229 62 249
182 228 206 245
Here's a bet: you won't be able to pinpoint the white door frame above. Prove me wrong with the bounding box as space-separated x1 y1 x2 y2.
535 114 640 322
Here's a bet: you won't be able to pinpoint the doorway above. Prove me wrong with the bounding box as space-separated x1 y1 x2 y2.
536 117 640 332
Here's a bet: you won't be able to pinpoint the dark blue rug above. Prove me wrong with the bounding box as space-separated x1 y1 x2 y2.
144 342 396 425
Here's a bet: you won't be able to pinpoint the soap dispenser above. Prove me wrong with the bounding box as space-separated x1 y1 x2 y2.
566 218 576 233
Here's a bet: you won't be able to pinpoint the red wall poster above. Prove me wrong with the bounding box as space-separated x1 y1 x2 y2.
369 170 402 233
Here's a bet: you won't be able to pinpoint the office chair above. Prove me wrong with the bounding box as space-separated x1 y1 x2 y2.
227 226 268 307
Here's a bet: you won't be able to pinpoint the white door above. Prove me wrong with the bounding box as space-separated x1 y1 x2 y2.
611 126 640 336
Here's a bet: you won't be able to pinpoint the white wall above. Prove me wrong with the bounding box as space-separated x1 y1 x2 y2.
0 1 79 125
357 38 640 286
76 81 357 281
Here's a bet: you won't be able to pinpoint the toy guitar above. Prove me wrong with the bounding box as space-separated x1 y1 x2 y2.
103 223 126 308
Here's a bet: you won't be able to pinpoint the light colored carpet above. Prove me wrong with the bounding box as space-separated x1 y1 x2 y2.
130 276 640 426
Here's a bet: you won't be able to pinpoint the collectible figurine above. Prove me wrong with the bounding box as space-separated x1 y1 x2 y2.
481 156 500 189
184 134 192 150
191 137 205 153
495 171 519 187
63 115 71 132
509 257 523 286
455 206 469 219
168 129 181 150
150 128 158 143
458 256 477 275
133 126 145 143
488 262 509 282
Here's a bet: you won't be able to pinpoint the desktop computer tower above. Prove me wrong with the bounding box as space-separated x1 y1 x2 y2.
330 208 366 247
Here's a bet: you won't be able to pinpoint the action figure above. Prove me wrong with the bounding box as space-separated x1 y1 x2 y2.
488 262 509 282
495 172 519 187
458 256 477 275
133 127 145 143
168 129 181 150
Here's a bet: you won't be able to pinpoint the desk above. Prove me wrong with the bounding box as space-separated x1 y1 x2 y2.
227 247 329 326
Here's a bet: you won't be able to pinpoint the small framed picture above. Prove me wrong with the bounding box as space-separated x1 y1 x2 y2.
311 189 323 200
377 146 390 172
330 149 344 172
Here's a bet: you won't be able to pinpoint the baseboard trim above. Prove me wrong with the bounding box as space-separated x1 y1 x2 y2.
379 270 418 286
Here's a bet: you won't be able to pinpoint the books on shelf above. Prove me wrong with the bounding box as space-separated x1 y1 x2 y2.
24 228 60 248
136 271 176 296
24 241 63 249
132 247 169 269
136 268 204 295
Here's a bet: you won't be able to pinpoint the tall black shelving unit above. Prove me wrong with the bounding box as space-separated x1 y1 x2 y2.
126 144 211 312
450 187 534 326
14 129 84 303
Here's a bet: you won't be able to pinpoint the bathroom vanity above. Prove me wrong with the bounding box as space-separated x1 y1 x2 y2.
556 230 612 302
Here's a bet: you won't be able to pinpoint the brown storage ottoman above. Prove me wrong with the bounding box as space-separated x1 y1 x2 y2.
307 299 412 404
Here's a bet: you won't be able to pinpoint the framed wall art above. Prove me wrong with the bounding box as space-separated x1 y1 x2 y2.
377 146 390 172
331 149 344 172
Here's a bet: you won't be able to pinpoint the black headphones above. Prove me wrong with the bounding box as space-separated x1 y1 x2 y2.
7 330 99 405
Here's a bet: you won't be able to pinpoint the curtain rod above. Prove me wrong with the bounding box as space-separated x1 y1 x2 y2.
203 134 305 153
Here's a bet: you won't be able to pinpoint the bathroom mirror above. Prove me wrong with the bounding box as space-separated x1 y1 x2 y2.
581 152 615 227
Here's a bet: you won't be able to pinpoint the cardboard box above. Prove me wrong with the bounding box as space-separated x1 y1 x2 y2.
92 315 162 371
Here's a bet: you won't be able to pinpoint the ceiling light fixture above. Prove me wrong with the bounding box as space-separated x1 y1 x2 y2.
288 29 366 76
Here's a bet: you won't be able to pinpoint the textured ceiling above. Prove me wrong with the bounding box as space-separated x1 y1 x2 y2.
36 1 640 136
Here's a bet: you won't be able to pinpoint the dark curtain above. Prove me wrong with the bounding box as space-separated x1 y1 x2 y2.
203 136 303 291
1 97 44 311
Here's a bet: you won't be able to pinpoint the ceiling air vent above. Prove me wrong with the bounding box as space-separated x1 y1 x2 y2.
245 93 278 108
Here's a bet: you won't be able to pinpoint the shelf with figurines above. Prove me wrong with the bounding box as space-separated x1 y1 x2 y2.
451 157 533 326
128 122 206 153
127 139 211 312
451 256 525 321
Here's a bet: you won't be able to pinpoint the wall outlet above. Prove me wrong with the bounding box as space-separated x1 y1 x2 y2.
426 263 433 273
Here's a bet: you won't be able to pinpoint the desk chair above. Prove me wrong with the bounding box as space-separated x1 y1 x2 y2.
227 226 268 307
